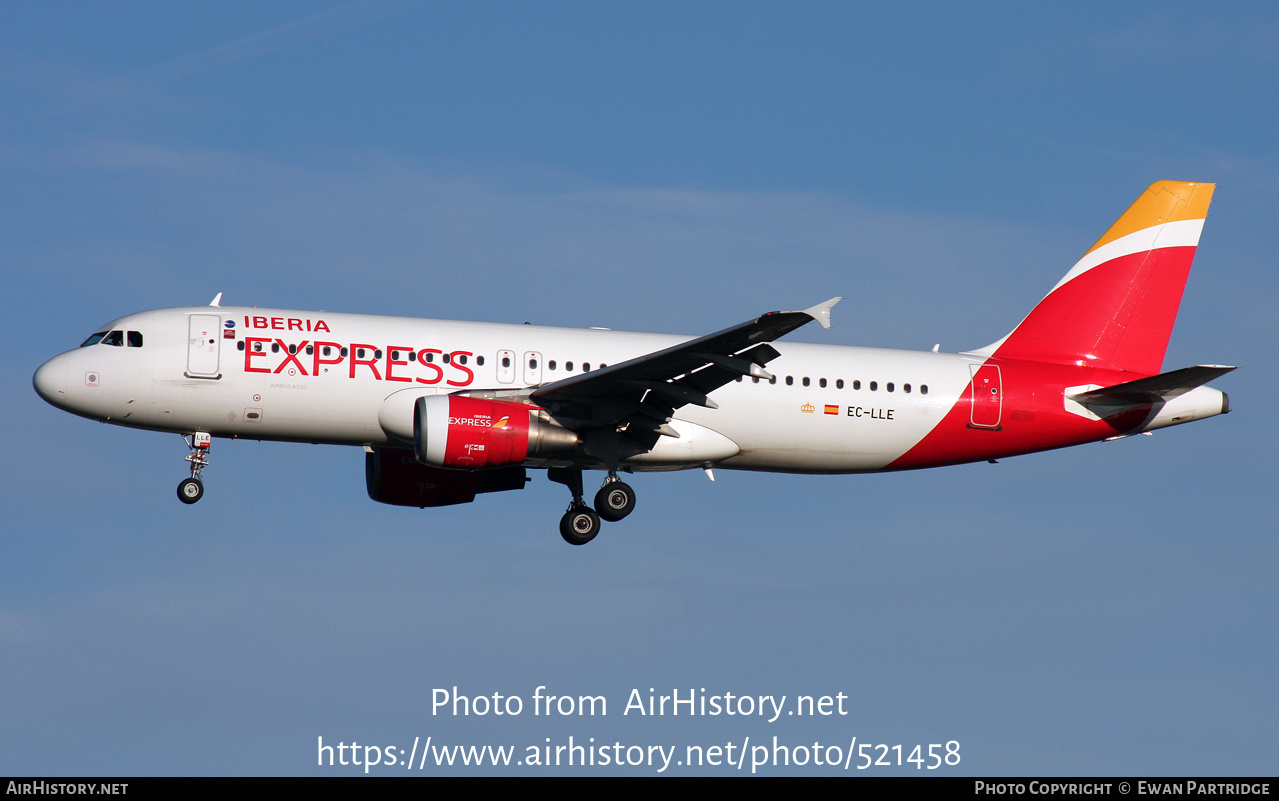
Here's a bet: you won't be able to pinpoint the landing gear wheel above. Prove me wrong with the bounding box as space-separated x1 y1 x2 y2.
595 481 636 522
178 432 211 505
177 477 204 504
559 505 601 546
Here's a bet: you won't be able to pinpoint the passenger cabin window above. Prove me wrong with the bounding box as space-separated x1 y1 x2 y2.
836 379 844 389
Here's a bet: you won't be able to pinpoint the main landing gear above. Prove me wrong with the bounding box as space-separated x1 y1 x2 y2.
595 477 636 522
177 432 211 505
549 468 636 546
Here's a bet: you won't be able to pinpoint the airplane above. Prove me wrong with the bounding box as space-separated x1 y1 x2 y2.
33 181 1233 545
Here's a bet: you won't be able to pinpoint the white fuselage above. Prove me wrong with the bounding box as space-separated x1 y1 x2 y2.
35 305 975 474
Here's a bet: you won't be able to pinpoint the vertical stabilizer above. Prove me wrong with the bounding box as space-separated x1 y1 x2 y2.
978 181 1214 375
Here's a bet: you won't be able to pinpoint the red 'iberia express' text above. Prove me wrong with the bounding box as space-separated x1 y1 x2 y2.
239 316 477 387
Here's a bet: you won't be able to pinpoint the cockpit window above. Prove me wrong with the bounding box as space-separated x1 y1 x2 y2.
127 331 143 348
80 331 109 347
101 330 125 347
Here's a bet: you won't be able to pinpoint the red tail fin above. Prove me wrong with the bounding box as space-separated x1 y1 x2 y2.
979 181 1215 375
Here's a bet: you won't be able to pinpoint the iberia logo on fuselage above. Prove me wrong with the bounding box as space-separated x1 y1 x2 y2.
244 315 331 333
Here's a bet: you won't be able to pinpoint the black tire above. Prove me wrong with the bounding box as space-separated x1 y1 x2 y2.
177 477 204 504
594 481 636 522
559 505 600 545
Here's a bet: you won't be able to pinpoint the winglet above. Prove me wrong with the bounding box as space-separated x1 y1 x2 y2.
209 293 223 307
801 297 841 329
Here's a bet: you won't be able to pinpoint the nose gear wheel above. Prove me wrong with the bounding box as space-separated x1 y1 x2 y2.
177 432 211 505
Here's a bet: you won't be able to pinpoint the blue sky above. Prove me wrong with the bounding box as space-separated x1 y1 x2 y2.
2 2 1276 775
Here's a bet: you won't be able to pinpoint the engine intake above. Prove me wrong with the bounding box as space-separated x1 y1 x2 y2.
414 395 579 469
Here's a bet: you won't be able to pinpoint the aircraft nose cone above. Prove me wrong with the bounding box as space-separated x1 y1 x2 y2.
33 356 68 407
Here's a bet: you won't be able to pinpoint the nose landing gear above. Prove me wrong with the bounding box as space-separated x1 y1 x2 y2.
549 468 637 545
177 432 211 505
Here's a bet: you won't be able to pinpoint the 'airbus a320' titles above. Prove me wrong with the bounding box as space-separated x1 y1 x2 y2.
35 182 1233 544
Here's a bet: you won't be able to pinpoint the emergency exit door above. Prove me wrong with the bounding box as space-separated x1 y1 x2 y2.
523 351 543 385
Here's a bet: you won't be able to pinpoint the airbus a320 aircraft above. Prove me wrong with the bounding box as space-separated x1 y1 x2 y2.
35 181 1233 544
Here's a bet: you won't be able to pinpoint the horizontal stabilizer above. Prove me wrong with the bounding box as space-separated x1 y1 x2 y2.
1068 365 1236 407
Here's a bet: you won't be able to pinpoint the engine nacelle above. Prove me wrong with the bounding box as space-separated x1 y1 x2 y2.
414 395 579 469
365 448 526 508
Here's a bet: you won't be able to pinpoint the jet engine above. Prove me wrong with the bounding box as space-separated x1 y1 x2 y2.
414 395 579 469
365 447 526 507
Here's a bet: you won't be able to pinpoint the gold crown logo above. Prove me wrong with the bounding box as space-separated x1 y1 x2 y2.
800 403 815 413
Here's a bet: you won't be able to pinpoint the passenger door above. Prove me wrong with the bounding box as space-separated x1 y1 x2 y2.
186 314 221 378
969 363 1002 429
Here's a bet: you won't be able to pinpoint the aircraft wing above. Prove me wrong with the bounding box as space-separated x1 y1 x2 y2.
530 298 840 449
